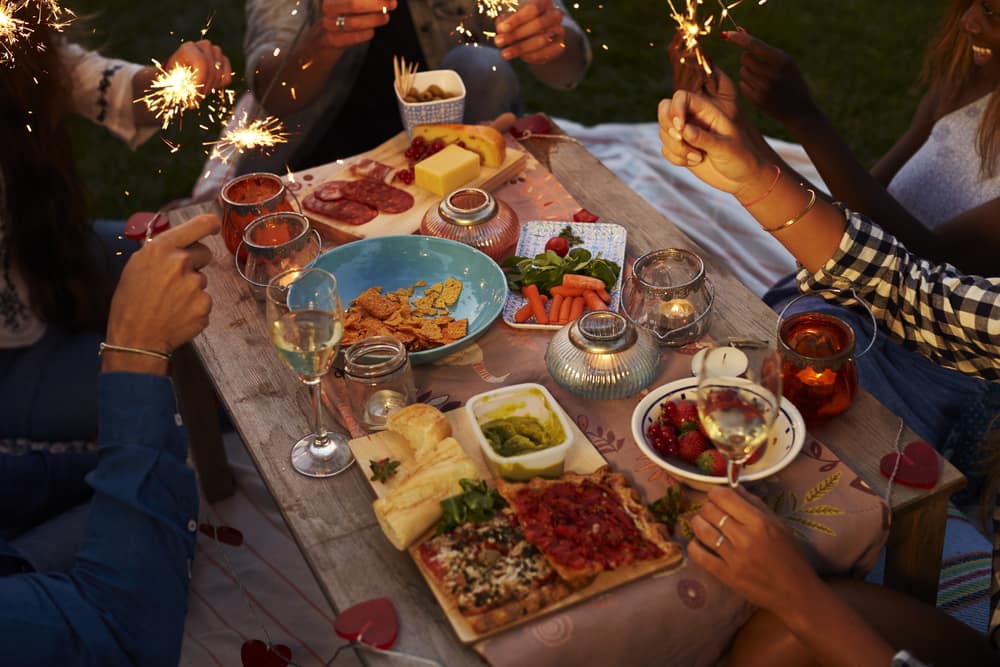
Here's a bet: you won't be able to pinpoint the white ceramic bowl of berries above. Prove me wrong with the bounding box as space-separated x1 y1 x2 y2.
631 377 807 490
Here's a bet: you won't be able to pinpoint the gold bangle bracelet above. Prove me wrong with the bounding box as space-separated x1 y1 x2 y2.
764 188 817 233
98 342 171 362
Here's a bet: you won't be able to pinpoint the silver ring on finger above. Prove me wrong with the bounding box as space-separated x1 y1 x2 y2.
717 514 730 530
714 533 725 549
548 30 559 43
336 15 347 31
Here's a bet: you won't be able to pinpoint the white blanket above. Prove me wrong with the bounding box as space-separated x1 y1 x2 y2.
554 119 828 297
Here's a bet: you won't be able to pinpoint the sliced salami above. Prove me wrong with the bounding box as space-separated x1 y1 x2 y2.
341 179 414 214
303 194 378 225
315 180 348 201
349 158 393 183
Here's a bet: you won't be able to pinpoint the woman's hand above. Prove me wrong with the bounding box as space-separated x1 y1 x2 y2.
658 89 769 199
494 0 566 65
164 39 233 96
320 0 395 49
687 486 822 615
723 29 819 133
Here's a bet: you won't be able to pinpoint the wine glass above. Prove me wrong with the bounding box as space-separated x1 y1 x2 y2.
265 267 354 478
695 338 782 488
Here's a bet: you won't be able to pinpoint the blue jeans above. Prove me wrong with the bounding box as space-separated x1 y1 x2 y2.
441 45 525 123
765 275 999 496
0 220 135 441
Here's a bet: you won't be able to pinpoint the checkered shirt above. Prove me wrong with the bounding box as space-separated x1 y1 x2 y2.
796 210 999 382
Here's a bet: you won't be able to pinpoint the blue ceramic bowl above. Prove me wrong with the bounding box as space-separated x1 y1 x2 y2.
312 235 507 364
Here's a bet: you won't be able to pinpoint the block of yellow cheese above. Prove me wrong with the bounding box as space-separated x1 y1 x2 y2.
414 144 481 196
413 124 506 168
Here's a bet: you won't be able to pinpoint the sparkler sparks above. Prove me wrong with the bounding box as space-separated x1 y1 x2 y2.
667 0 760 75
477 0 519 19
0 0 74 66
206 111 288 165
137 60 204 130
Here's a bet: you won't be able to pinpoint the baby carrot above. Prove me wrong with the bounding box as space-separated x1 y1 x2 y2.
583 289 608 312
559 294 574 323
550 285 584 298
522 284 549 324
549 294 565 324
569 296 585 321
596 287 611 304
514 294 547 323
562 273 606 292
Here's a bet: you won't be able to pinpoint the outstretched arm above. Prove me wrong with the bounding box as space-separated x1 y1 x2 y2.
493 0 591 90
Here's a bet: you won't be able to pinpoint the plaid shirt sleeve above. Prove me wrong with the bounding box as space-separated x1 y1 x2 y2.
796 210 1000 382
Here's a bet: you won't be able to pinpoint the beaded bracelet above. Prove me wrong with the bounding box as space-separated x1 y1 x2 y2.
739 164 781 207
98 342 172 362
765 188 817 234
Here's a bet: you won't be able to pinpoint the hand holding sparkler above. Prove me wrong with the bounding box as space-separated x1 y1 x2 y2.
134 39 233 129
493 0 566 65
722 29 819 132
319 0 395 49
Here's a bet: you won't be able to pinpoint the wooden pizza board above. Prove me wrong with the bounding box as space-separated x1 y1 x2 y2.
288 131 527 246
348 406 685 644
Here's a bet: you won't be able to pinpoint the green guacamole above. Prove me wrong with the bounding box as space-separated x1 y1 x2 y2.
481 415 560 457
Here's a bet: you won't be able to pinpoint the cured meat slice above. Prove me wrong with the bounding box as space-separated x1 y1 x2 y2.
303 193 378 225
315 180 348 201
349 158 393 183
341 179 414 214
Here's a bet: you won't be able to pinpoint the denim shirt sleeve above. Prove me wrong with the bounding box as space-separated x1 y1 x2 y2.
0 373 198 667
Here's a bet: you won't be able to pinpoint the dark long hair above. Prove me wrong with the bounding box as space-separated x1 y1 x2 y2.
1 13 111 333
921 0 1000 177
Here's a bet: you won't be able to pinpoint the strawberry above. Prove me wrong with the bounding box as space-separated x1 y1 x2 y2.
696 449 726 475
673 400 699 428
677 430 710 463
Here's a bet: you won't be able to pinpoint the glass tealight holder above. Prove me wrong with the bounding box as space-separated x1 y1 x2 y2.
419 188 520 262
545 311 661 400
620 248 714 347
343 336 417 431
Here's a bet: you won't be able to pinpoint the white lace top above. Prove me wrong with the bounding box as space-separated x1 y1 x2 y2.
0 42 154 349
888 93 1000 229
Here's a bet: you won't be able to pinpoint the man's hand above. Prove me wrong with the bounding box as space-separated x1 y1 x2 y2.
164 39 233 97
494 0 566 65
103 214 220 375
320 0 395 49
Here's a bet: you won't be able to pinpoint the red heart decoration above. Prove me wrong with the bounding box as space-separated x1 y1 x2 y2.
334 598 398 649
240 639 291 667
199 522 245 547
879 440 940 489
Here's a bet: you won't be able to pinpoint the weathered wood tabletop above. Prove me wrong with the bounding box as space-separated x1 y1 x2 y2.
174 123 964 664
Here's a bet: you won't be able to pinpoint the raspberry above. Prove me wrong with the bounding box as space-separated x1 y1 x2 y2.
411 135 425 148
661 401 678 425
677 430 710 464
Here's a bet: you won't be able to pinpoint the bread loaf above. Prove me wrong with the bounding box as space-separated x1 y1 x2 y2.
387 403 451 457
413 123 507 168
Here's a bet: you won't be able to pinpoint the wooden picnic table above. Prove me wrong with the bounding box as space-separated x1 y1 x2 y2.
172 122 964 664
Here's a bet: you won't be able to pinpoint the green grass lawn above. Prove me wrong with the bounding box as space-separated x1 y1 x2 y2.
67 1 943 219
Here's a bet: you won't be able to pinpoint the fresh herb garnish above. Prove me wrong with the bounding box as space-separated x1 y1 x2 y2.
435 479 508 535
558 225 583 246
501 247 621 296
648 486 688 532
368 457 401 483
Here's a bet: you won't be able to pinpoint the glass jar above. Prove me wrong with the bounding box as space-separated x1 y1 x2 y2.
545 311 661 400
620 248 714 347
343 336 417 431
419 188 520 262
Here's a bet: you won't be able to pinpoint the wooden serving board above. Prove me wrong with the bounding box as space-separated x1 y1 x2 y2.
348 406 684 644
288 131 527 246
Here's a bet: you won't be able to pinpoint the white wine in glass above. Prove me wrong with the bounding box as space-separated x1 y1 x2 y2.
266 267 354 478
696 340 782 488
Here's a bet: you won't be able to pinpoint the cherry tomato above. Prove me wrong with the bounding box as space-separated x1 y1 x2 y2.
544 236 570 257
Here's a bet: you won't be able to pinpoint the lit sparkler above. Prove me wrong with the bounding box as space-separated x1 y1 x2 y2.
457 0 518 42
205 111 289 165
0 0 74 66
137 59 204 130
667 0 762 75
